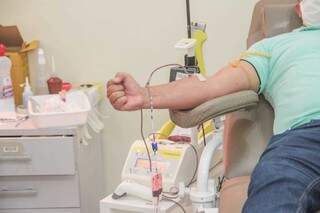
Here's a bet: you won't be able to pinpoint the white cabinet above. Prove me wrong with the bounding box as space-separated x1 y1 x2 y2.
0 175 80 209
0 123 106 213
0 137 75 176
0 209 80 213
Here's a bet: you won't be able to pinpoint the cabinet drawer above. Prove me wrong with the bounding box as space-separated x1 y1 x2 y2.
0 137 75 176
0 208 80 213
0 175 80 209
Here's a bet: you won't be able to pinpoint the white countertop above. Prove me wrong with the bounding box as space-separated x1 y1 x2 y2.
0 119 77 136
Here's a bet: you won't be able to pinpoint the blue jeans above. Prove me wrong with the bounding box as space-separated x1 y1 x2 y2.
242 120 320 213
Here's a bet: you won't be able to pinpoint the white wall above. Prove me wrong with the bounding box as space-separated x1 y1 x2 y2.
0 0 258 194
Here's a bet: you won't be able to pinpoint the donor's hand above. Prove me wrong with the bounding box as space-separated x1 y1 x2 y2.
107 72 147 111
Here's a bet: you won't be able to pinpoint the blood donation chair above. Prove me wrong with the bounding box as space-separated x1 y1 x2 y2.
170 0 308 212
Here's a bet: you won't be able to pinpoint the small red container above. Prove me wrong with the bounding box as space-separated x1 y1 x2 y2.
47 77 63 94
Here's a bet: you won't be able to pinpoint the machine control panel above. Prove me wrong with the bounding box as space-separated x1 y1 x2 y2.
121 140 197 191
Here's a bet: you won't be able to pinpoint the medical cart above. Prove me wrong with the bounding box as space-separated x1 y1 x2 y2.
0 120 105 213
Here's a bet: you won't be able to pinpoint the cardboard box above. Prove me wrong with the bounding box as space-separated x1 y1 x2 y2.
0 25 38 106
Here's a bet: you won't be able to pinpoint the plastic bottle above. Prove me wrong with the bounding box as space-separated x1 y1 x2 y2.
0 44 16 118
36 48 49 95
22 77 33 109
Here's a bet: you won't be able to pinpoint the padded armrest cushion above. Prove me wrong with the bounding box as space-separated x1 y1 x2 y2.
170 91 259 128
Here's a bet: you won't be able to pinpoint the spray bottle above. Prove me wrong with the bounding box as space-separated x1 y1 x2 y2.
0 44 16 119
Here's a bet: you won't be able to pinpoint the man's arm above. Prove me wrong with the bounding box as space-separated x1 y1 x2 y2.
107 61 259 111
148 61 259 109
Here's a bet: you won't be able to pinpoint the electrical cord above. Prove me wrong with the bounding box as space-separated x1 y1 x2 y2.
162 196 186 213
217 176 226 192
187 159 223 186
151 129 220 194
140 63 186 173
145 64 186 86
140 109 153 172
185 122 218 186
187 143 199 187
186 123 209 187
162 193 179 199
153 138 198 188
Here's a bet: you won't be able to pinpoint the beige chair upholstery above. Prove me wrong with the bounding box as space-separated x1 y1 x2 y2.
223 97 274 179
219 98 274 213
247 0 301 47
219 176 250 213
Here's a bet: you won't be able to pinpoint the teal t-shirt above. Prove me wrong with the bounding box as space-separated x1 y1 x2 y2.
242 26 320 135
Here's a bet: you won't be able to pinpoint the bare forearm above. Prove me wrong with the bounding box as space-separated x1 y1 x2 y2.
144 62 259 110
145 75 210 110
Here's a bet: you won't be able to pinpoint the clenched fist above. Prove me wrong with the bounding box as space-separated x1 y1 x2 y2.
107 72 147 111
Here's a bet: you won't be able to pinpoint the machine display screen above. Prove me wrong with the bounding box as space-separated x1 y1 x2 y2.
135 158 169 173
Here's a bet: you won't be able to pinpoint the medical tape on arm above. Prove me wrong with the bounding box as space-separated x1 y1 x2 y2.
230 51 271 68
230 51 271 90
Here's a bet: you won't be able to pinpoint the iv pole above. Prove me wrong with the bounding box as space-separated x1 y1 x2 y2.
186 0 192 38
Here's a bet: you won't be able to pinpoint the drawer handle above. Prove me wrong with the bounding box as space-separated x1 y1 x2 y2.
0 187 37 196
0 155 31 161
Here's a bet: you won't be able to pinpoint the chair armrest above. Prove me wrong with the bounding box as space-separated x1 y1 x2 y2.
169 90 259 128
